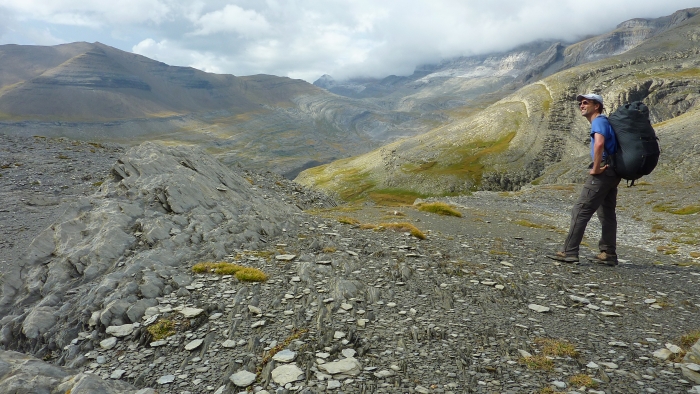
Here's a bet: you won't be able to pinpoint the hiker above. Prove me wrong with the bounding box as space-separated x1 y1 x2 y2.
548 93 621 266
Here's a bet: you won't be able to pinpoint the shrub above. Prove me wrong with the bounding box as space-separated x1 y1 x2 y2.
416 202 462 217
236 267 269 282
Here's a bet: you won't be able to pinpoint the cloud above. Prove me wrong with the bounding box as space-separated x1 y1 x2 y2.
4 0 700 81
191 4 270 37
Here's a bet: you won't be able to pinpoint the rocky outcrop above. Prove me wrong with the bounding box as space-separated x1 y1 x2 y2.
0 142 305 361
0 350 154 394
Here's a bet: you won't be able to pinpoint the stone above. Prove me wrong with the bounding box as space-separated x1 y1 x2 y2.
334 331 346 339
110 369 126 379
271 364 304 385
275 254 296 261
230 370 256 387
528 304 550 313
327 379 342 389
518 349 533 358
653 349 673 361
666 343 683 354
106 324 135 337
179 307 204 318
318 357 362 376
185 339 204 351
569 295 590 304
341 348 356 358
222 339 237 348
157 375 176 384
373 369 395 378
100 337 118 350
272 349 297 363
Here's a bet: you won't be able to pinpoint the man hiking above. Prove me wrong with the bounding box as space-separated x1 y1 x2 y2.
548 93 622 266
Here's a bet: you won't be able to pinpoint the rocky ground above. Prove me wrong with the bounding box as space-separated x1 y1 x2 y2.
1 133 699 394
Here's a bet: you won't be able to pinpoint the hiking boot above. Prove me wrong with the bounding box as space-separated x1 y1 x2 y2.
590 251 618 266
546 251 579 263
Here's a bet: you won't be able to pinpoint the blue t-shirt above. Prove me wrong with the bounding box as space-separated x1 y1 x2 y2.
590 115 617 160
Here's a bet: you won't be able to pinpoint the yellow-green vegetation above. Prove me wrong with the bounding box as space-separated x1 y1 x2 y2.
535 338 579 357
147 319 176 340
680 330 700 349
416 202 462 217
520 354 554 370
192 262 268 282
513 219 556 230
691 252 700 258
338 216 360 225
378 222 427 239
92 181 103 187
57 154 70 159
322 246 337 253
403 132 517 187
258 329 308 376
657 245 679 255
569 374 597 388
369 189 425 206
653 203 700 215
302 163 376 201
538 387 557 394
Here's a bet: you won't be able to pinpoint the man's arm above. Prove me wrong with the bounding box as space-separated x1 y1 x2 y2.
590 133 607 175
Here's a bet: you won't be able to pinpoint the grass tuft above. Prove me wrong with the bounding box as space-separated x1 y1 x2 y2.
338 216 360 225
322 247 337 253
519 355 554 370
535 338 579 357
416 202 462 217
147 319 176 340
379 222 427 239
569 374 597 388
680 330 700 348
192 262 268 282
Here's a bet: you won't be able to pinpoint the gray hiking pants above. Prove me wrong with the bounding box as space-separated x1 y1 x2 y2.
563 167 621 256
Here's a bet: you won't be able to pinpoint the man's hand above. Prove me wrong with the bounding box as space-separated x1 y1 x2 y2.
590 164 607 175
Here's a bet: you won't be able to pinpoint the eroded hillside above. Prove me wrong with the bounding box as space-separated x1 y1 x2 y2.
297 9 700 200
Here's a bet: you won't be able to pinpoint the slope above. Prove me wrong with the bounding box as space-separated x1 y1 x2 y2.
0 43 438 177
296 8 700 200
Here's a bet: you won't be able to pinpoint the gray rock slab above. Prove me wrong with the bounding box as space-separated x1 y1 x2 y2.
318 357 361 376
229 370 256 387
271 364 304 385
106 324 135 337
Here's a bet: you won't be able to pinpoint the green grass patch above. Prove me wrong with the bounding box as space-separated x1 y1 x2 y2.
192 262 268 282
147 319 176 340
416 202 462 217
653 203 700 215
672 205 700 215
680 331 700 348
408 132 517 187
368 188 426 206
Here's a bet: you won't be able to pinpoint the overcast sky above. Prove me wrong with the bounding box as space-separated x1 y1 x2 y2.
0 1 698 82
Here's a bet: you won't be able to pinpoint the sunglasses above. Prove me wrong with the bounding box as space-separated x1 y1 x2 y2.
579 100 592 106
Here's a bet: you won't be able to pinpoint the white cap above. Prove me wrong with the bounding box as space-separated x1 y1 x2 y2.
576 93 603 107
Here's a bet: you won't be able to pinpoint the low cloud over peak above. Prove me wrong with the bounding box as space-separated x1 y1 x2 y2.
1 0 698 82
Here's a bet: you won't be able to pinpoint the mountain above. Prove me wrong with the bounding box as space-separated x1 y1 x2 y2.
297 8 700 200
0 42 437 177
